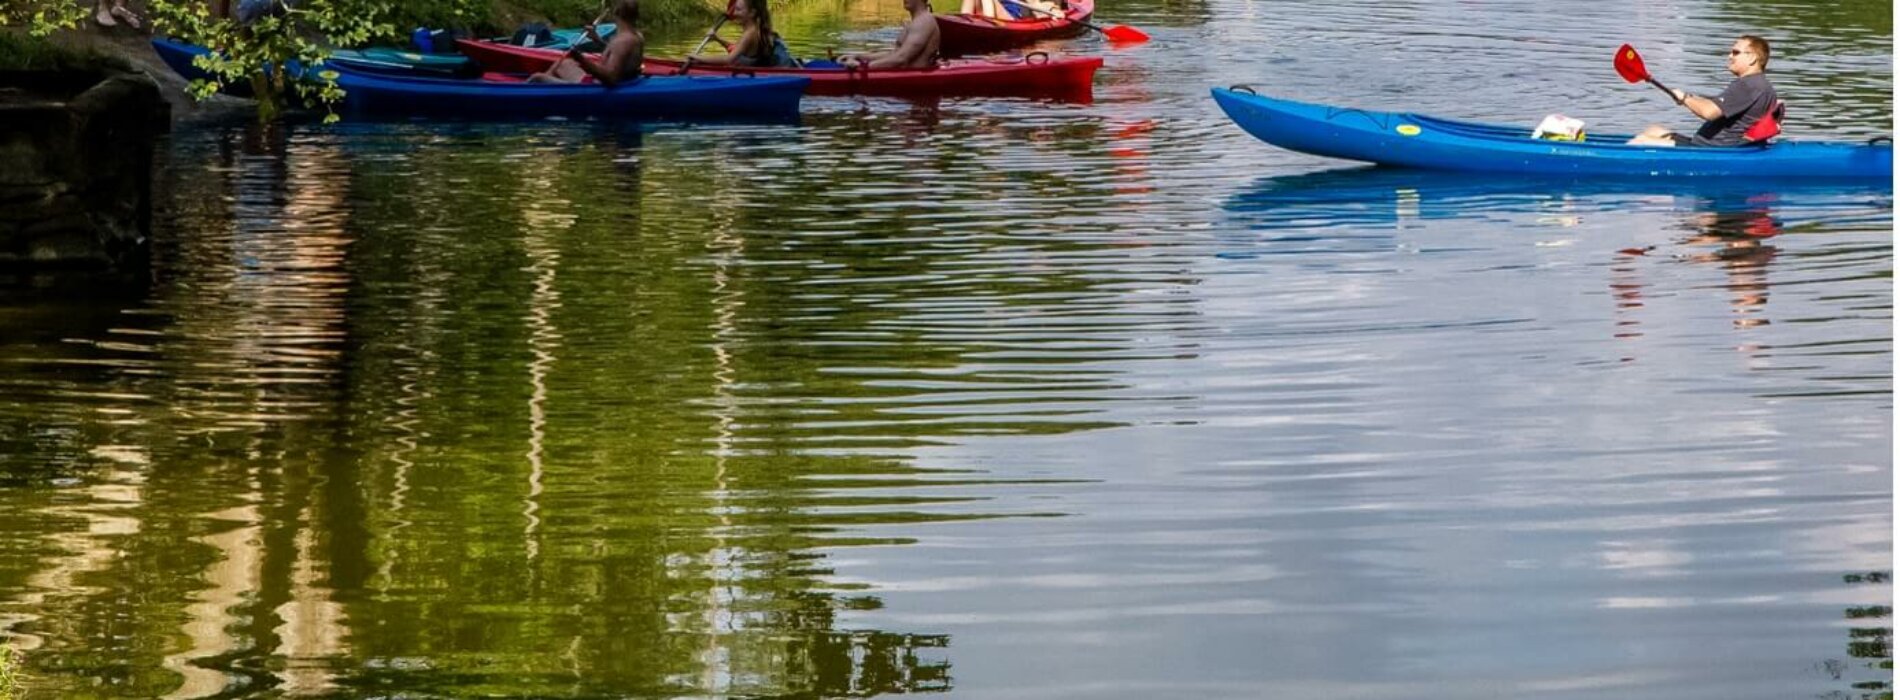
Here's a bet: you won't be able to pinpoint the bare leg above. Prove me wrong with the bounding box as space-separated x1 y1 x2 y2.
960 0 978 13
95 0 117 26
109 0 141 29
1627 124 1677 146
527 59 586 83
552 59 587 82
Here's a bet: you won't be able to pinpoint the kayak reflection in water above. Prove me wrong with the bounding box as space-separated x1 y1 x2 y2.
529 0 645 85
1628 35 1779 147
1689 207 1777 330
1613 195 1781 347
693 0 794 68
842 0 941 70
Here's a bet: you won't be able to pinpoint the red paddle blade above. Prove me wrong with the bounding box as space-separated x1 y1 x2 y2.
1103 24 1149 43
1614 43 1649 83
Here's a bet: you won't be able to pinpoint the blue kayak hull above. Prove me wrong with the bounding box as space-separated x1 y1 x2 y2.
1211 88 1893 179
154 39 808 122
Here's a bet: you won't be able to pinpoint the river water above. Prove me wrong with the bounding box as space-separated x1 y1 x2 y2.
0 0 1891 697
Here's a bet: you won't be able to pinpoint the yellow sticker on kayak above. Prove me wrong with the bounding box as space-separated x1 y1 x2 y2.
1396 124 1421 136
402 52 423 61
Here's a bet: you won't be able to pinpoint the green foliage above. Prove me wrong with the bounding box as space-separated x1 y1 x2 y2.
0 0 86 36
0 643 21 700
0 30 99 71
149 0 395 123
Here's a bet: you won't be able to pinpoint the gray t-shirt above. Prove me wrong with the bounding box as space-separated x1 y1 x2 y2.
1692 73 1777 146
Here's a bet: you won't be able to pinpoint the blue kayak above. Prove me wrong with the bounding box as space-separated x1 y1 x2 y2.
154 38 809 122
328 47 476 78
1211 87 1893 179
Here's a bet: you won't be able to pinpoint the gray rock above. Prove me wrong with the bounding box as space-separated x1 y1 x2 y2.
0 66 166 271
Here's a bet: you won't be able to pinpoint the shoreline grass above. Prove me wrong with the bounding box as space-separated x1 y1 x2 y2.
0 642 22 700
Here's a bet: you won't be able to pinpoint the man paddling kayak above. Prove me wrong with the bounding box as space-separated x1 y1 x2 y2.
529 0 645 85
1628 36 1778 147
843 0 940 69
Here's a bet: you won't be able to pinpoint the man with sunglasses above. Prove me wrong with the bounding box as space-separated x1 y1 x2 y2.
1628 36 1777 147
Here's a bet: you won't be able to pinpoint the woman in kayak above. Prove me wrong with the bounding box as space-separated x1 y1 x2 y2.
529 0 646 85
960 0 1008 17
692 0 794 68
842 0 939 70
1628 36 1778 147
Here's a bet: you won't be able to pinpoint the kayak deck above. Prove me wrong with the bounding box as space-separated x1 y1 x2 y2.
1211 87 1894 178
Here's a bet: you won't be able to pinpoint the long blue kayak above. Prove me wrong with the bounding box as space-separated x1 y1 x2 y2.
1211 87 1893 179
154 38 809 122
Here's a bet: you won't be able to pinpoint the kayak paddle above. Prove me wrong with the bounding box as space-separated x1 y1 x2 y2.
564 4 611 57
1614 44 1679 103
1000 0 1148 44
689 0 741 56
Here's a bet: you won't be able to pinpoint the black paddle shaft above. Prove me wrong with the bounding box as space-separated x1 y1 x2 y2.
1646 76 1680 103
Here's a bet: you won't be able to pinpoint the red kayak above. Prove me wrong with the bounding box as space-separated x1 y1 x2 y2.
455 39 1100 99
934 0 1094 55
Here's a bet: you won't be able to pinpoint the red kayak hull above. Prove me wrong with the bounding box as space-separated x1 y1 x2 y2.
455 39 1099 99
933 0 1094 54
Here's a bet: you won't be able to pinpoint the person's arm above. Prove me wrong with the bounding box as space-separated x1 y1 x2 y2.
1669 89 1723 121
1673 79 1759 122
845 25 902 66
863 20 930 68
572 35 643 85
692 27 757 65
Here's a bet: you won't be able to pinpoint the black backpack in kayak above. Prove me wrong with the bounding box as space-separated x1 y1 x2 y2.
511 23 556 48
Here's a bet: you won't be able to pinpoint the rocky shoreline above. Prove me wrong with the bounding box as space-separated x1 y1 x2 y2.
0 29 184 275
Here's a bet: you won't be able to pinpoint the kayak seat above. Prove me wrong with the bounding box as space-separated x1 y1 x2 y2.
1743 99 1784 143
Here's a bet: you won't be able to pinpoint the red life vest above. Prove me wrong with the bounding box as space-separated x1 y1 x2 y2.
1743 99 1785 143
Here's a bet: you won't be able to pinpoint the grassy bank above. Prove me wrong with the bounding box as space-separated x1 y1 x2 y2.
0 29 128 72
0 643 20 700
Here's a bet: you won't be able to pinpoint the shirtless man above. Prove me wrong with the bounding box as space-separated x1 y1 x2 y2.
530 0 645 86
844 0 938 70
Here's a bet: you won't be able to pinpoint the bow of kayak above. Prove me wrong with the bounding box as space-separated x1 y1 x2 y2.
1211 87 1894 179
